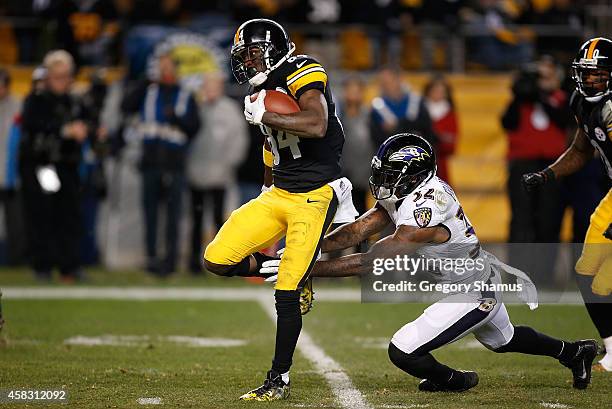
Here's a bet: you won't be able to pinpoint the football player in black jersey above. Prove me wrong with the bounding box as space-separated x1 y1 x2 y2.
523 37 612 372
203 19 344 400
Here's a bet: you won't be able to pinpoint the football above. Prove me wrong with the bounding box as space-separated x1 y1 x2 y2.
251 89 300 114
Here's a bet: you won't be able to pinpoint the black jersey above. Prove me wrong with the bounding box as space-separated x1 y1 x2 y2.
570 90 612 179
254 54 344 193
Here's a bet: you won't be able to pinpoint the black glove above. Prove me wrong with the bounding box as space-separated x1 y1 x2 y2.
604 223 612 240
522 167 555 192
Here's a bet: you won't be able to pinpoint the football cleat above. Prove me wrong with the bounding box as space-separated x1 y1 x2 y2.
418 370 479 392
559 339 598 389
239 371 290 401
299 277 314 315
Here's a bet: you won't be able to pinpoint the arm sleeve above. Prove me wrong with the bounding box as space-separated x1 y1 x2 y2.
286 57 328 100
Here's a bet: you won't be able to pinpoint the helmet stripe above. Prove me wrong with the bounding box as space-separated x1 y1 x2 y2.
587 38 600 59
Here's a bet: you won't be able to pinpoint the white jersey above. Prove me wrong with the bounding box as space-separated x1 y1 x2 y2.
377 176 483 283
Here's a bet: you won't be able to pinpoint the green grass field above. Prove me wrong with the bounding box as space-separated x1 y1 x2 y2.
0 272 610 409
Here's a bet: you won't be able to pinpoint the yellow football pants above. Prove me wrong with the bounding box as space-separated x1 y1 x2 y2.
204 184 337 291
576 188 612 296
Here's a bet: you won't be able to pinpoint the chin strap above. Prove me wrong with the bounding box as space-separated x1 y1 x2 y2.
248 43 296 87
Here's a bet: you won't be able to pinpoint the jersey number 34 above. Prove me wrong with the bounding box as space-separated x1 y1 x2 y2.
266 127 302 165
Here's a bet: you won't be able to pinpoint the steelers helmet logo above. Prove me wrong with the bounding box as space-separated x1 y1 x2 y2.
595 127 606 141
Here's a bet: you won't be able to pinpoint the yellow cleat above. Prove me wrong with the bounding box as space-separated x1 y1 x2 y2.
299 277 314 315
239 371 290 401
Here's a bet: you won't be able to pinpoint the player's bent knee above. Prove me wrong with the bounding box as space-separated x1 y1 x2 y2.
203 256 251 277
388 342 427 374
388 342 418 365
202 258 232 276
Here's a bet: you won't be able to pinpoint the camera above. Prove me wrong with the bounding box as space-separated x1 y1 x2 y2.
512 66 540 102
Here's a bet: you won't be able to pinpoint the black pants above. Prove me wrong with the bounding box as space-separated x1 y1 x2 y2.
190 187 225 270
508 159 564 288
20 165 81 276
142 168 185 273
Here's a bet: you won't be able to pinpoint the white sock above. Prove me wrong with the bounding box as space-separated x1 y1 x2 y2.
599 336 612 370
281 371 290 384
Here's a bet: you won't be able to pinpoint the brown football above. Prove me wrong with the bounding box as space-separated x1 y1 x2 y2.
250 90 300 114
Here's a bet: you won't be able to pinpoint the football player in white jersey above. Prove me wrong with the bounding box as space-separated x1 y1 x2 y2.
262 133 598 392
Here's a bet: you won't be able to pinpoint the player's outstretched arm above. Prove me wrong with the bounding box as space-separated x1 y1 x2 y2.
261 89 328 138
548 128 594 178
522 128 593 191
321 206 391 253
312 224 449 278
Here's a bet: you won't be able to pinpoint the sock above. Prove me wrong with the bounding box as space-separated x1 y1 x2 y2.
388 343 456 384
600 336 612 370
576 275 612 338
495 326 578 361
271 290 302 374
281 371 290 384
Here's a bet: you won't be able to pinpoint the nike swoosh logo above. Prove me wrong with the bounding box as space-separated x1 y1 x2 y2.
296 61 307 68
579 361 587 380
306 198 319 203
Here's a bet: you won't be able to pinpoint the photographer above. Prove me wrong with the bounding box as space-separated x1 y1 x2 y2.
501 56 571 283
19 50 90 282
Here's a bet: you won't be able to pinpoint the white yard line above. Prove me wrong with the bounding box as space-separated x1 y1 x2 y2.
1 287 361 301
1 286 583 304
3 286 372 409
255 295 372 409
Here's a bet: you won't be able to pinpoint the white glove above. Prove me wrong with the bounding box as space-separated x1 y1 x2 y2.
262 248 284 284
244 90 266 125
261 259 281 284
261 247 322 285
261 184 273 193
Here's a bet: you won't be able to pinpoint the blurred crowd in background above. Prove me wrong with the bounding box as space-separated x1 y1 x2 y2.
0 0 605 70
0 0 611 281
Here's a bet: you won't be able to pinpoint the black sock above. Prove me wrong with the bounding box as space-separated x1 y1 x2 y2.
495 326 577 361
388 343 456 384
584 302 612 339
271 290 302 375
576 275 612 338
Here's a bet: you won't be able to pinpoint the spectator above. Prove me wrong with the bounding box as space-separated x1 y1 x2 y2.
502 56 570 284
0 69 21 188
339 76 372 214
121 54 200 276
534 0 584 63
464 0 534 70
370 67 435 150
79 71 110 265
19 50 89 282
0 68 23 264
186 72 247 274
54 0 120 66
423 75 459 184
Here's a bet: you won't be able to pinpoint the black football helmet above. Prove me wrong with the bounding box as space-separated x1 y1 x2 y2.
369 133 437 200
231 19 296 86
571 37 612 102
